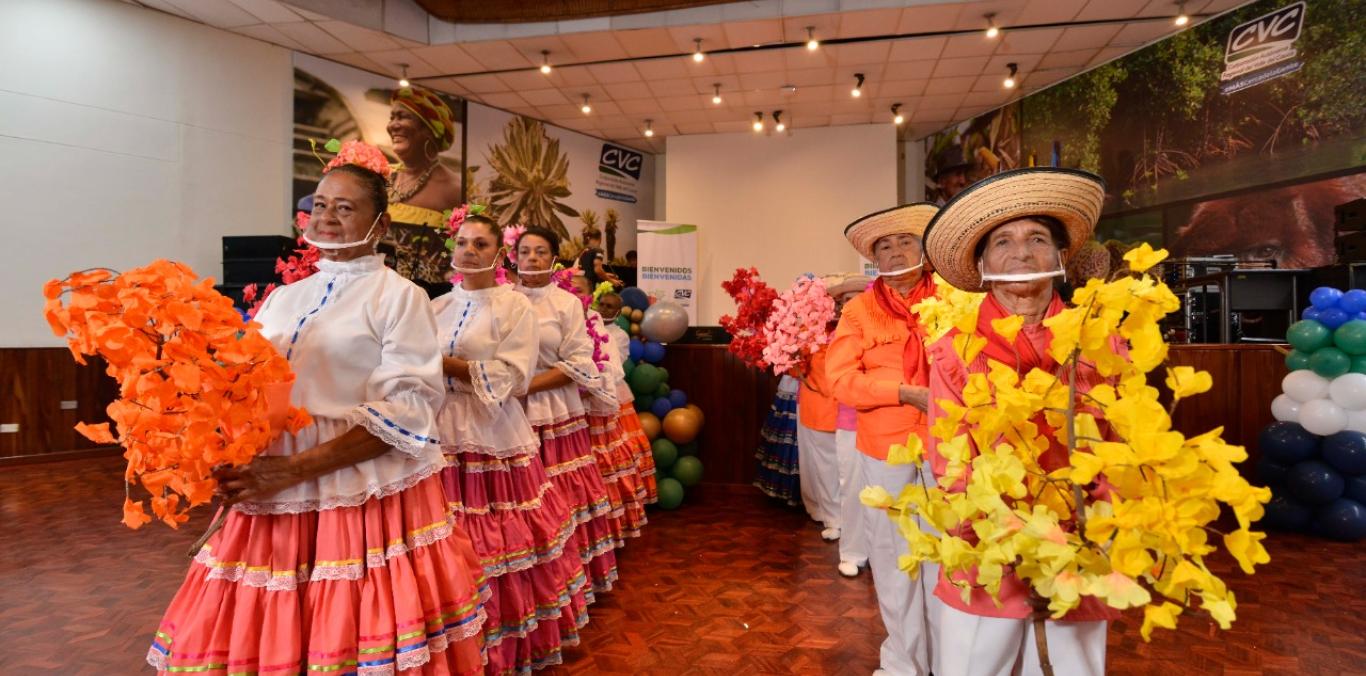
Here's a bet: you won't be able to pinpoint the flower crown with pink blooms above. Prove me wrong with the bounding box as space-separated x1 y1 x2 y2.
311 138 393 178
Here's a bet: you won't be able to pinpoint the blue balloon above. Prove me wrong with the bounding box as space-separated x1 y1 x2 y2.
1257 458 1290 487
1316 498 1366 541
650 397 674 418
1322 431 1366 475
1347 474 1366 502
1303 306 1323 322
1311 286 1344 310
628 339 644 363
621 287 650 310
668 389 688 408
1319 308 1351 330
643 341 667 364
1342 289 1366 314
1288 460 1346 505
1259 422 1320 465
1261 494 1314 531
1356 312 1366 323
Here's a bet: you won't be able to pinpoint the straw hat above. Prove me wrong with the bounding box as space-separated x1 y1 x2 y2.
923 167 1106 291
1067 239 1111 284
843 202 940 261
822 273 872 297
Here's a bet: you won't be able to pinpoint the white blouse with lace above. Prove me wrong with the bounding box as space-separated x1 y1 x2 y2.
514 283 617 428
585 310 624 416
604 322 634 403
431 284 540 458
244 254 446 514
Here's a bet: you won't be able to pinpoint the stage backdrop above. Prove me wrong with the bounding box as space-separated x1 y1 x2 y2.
924 0 1366 267
464 104 656 266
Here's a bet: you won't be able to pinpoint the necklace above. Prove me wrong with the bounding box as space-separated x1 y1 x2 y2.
388 162 439 204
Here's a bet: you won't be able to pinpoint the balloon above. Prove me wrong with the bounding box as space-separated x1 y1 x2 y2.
1259 421 1320 464
1311 346 1352 378
1347 409 1366 434
1310 286 1344 309
1335 320 1366 355
1302 306 1323 322
1287 320 1333 353
1257 458 1290 487
685 403 705 425
642 341 666 364
1285 350 1312 371
628 339 644 362
1287 460 1346 505
657 477 685 509
655 383 671 398
1282 370 1330 403
638 412 661 440
629 363 662 396
641 300 690 343
658 367 669 382
1260 495 1314 531
652 438 679 471
1300 399 1348 435
1322 431 1366 475
1271 394 1302 423
631 308 645 322
650 397 674 418
635 395 654 413
614 314 631 331
1319 308 1351 330
1342 289 1366 314
663 408 701 444
1348 474 1366 502
668 389 688 408
677 440 699 457
623 358 636 378
671 456 703 487
620 286 649 310
1329 373 1366 410
630 322 641 336
1358 312 1366 323
1316 498 1366 541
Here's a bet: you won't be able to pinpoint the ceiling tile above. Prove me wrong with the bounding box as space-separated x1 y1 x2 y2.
738 70 788 91
587 61 644 83
603 81 656 99
837 8 903 38
1056 24 1123 50
889 36 948 62
1112 21 1178 47
667 24 728 53
164 0 258 27
1014 0 1088 24
274 21 350 53
520 88 571 106
615 28 677 57
675 121 717 134
464 40 533 70
721 19 784 48
877 79 928 97
1075 0 1146 21
920 93 967 110
895 3 964 34
924 75 978 95
939 33 1000 59
412 44 482 74
617 99 659 114
364 49 439 76
785 67 835 87
782 13 840 44
231 23 306 51
634 57 693 80
552 33 625 64
713 120 753 134
996 27 1063 54
885 60 937 80
480 91 529 109
932 56 989 78
658 94 705 111
496 70 552 91
318 51 387 75
551 67 598 87
317 20 402 51
1037 48 1098 69
459 73 512 94
833 41 891 66
226 0 301 23
729 49 788 73
831 112 873 126
647 78 699 97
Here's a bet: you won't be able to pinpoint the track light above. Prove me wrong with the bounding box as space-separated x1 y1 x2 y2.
851 73 864 98
805 27 819 51
891 103 904 126
540 50 552 75
398 64 410 88
644 119 654 137
692 38 705 63
1003 63 1018 89
580 95 592 114
1174 2 1190 26
984 14 1000 38
774 110 785 133
712 83 722 105
753 112 764 132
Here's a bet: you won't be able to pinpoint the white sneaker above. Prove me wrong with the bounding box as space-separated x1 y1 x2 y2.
838 560 862 577
820 526 841 541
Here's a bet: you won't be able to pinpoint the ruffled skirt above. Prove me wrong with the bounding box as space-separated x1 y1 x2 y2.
615 403 658 504
586 410 648 546
754 379 800 505
533 416 619 596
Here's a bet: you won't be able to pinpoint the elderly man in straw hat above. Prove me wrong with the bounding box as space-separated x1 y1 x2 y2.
922 167 1120 676
827 204 945 676
822 274 874 578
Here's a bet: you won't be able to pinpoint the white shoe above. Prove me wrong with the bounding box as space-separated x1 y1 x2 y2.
820 526 841 541
838 560 862 577
872 670 889 676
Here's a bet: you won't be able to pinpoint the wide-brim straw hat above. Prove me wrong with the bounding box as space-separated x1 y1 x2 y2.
822 273 872 297
843 202 940 261
1067 239 1111 284
923 167 1106 292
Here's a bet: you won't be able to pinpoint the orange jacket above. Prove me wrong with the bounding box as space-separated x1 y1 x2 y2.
797 348 838 432
826 291 929 460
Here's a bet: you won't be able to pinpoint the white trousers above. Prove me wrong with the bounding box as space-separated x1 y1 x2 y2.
836 428 868 564
796 417 841 528
861 452 942 676
937 605 1107 676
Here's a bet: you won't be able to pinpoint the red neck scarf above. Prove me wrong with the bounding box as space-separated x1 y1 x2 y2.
974 290 1066 374
871 274 937 385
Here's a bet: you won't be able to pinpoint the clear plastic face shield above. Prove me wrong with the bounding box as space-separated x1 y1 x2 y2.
978 250 1066 284
302 209 383 251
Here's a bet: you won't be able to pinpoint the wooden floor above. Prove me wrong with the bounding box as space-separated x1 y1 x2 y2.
2 457 1363 675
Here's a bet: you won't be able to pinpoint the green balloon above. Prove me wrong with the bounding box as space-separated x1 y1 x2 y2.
671 456 703 487
651 438 678 471
677 440 699 457
1335 320 1366 355
635 395 655 413
655 382 671 398
658 368 669 383
656 477 685 509
1285 350 1312 371
1353 354 1366 375
1287 320 1333 353
623 358 636 378
614 314 631 331
1310 346 1351 378
629 364 659 396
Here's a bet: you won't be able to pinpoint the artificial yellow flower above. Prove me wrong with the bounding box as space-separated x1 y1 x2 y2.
860 485 894 509
887 432 926 466
1124 241 1169 272
990 314 1024 343
953 331 987 364
1165 366 1213 400
1223 528 1270 574
1140 602 1182 641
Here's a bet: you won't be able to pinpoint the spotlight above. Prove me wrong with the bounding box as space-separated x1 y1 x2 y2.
805 27 819 51
398 64 410 88
753 112 764 132
540 50 552 75
712 83 722 105
1175 2 1190 26
891 103 904 125
774 110 785 133
644 119 654 137
581 94 592 114
851 73 864 98
985 13 1000 38
1003 63 1018 89
692 38 705 63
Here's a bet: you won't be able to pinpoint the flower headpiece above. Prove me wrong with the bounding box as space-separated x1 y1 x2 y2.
311 138 393 178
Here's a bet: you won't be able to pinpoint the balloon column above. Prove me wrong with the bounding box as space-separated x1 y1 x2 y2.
1259 286 1366 540
621 287 704 509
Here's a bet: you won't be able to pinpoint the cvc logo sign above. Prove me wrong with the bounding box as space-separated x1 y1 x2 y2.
599 144 643 180
1225 1 1304 63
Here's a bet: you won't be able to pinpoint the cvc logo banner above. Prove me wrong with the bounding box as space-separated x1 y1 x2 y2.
596 143 642 203
1219 1 1305 95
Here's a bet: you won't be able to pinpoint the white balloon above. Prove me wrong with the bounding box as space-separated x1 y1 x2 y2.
1329 372 1366 410
1347 409 1366 434
1283 370 1330 404
1300 398 1348 436
1271 394 1302 422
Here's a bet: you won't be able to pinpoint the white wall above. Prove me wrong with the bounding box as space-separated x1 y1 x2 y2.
0 0 292 347
664 125 899 325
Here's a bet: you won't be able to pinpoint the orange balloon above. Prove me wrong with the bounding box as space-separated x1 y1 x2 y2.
638 412 662 441
683 403 704 426
663 408 700 444
630 322 641 335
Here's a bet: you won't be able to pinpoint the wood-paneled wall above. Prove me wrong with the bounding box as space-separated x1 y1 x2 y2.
0 349 116 461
